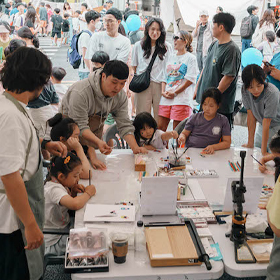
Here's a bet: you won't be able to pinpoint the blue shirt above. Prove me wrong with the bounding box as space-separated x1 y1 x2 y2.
28 82 59 109
267 52 280 91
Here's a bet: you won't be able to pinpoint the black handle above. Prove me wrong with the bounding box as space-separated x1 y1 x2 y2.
201 254 212 270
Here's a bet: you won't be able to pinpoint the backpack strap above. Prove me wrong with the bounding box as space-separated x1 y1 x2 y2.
76 30 92 69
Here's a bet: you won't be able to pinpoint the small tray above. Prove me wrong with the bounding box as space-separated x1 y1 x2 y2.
247 239 274 263
64 238 109 273
185 169 218 178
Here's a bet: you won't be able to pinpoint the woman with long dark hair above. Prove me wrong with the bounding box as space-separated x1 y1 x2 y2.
131 17 172 123
252 9 276 47
24 7 40 34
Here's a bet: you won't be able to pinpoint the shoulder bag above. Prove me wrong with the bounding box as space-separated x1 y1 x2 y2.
129 48 158 93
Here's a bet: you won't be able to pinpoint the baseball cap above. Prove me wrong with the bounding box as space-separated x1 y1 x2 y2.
199 10 209 16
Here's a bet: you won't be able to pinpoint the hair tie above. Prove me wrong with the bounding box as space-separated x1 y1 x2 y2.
64 156 70 164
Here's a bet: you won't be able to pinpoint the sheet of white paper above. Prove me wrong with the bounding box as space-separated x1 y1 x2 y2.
141 177 179 215
84 204 135 223
223 177 264 213
180 179 206 201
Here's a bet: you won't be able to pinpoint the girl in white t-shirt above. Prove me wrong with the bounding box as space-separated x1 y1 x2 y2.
131 17 172 123
44 152 96 255
133 112 178 150
158 30 198 132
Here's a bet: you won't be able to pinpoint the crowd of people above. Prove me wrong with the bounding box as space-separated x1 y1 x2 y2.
3 1 280 279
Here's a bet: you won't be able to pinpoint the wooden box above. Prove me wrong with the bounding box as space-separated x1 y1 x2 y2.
135 154 146 172
145 225 202 267
247 239 274 263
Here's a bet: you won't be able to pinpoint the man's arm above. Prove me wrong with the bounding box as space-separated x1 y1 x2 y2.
193 69 203 99
82 47 91 70
123 134 147 154
1 171 43 250
217 75 235 93
82 128 112 155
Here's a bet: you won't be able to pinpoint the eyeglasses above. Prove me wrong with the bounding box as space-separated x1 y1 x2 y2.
173 35 184 41
104 19 117 24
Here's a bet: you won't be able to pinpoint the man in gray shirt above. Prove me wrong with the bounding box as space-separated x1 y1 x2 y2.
194 12 241 128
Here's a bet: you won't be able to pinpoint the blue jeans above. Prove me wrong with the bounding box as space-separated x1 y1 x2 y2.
78 71 89 80
242 38 251 53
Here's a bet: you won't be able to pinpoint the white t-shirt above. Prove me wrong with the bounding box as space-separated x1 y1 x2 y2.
44 181 70 247
72 17 79 31
79 12 87 31
53 83 68 104
14 13 25 28
78 28 93 72
0 95 39 234
85 31 131 63
139 129 167 149
160 52 198 107
131 41 172 83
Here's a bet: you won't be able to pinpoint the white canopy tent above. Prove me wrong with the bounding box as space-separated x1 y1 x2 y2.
160 0 267 35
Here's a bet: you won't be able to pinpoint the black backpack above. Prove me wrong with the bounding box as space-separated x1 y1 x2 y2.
240 16 252 38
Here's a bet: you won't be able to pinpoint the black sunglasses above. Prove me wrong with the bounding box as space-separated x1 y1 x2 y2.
173 35 184 41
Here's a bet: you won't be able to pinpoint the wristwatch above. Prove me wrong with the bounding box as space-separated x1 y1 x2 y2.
41 139 51 150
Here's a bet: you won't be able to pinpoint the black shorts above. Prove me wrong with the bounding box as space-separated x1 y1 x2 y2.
0 229 29 280
51 31 61 38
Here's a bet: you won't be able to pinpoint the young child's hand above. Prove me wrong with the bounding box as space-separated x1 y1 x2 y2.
202 145 215 154
91 158 107 170
171 130 178 139
259 164 268 173
85 185 96 197
67 137 82 151
178 133 186 146
72 184 85 193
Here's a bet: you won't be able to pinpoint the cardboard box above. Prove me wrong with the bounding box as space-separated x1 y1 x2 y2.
135 154 146 172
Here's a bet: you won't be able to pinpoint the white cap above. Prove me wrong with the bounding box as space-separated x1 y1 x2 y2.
199 10 209 16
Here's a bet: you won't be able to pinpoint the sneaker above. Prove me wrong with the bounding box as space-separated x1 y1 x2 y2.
51 42 57 46
38 33 42 37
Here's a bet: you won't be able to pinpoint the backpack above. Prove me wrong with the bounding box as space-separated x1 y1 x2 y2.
67 30 92 69
240 15 252 38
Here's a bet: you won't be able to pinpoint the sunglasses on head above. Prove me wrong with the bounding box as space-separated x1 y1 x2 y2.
173 35 184 41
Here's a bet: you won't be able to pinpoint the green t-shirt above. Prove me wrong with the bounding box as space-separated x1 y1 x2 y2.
196 40 241 114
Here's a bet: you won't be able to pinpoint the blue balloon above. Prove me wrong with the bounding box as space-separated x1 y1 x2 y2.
126 14 141 32
121 20 129 35
241 47 263 67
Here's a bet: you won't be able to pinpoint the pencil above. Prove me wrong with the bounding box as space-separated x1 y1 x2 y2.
228 161 234 171
251 155 263 166
231 162 237 172
89 170 91 185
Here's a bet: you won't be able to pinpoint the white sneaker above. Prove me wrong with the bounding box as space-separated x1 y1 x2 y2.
51 42 57 46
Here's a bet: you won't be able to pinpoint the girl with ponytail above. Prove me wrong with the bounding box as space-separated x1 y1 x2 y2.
48 113 106 172
17 26 40 48
158 30 198 132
